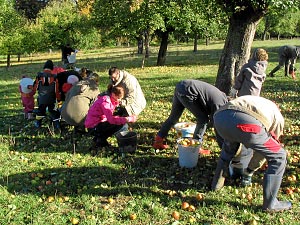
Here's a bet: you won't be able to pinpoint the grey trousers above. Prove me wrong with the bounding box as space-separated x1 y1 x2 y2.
213 109 286 177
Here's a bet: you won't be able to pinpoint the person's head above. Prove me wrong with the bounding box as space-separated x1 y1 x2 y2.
108 84 124 102
80 67 88 78
108 67 120 84
88 72 99 84
67 75 79 85
252 48 268 61
43 60 54 70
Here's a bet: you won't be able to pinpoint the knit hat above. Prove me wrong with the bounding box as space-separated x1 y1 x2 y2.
67 75 79 85
20 77 34 93
43 60 54 70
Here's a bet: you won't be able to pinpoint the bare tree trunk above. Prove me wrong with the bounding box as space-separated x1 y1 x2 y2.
193 33 198 52
215 16 261 94
144 29 150 58
205 37 210 46
137 35 143 54
262 17 271 41
156 30 169 66
7 54 11 68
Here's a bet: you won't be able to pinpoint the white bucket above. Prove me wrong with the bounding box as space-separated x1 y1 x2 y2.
174 122 196 138
177 139 200 168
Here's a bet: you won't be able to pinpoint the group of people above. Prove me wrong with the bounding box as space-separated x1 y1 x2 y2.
152 47 293 212
19 45 296 212
19 60 147 151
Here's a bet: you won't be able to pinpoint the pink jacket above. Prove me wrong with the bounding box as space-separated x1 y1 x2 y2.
85 94 128 128
19 85 35 113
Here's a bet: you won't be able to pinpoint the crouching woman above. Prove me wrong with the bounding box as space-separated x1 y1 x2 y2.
85 84 137 150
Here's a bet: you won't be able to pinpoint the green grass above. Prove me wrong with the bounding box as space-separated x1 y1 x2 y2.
1 39 300 225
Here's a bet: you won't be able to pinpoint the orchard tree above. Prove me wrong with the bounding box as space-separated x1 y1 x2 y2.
256 8 300 40
185 0 227 51
15 0 48 20
92 0 226 66
0 0 26 67
214 0 300 94
35 0 83 51
271 10 300 38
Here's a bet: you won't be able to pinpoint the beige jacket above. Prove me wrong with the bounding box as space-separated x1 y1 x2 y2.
216 95 284 139
114 70 146 116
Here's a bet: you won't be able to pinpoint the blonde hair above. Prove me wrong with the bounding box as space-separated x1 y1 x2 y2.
252 48 268 61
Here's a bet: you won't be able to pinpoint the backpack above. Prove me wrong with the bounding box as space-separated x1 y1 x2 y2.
36 71 58 105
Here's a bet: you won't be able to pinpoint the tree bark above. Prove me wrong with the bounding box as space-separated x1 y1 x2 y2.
156 30 170 66
193 33 198 52
7 54 11 68
144 29 150 58
215 14 261 94
137 35 143 54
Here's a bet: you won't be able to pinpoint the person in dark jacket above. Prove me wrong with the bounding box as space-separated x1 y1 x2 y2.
61 43 76 68
32 60 61 129
268 45 300 79
152 79 228 149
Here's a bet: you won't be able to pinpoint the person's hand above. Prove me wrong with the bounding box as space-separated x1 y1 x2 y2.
57 101 63 109
229 87 238 98
127 115 137 123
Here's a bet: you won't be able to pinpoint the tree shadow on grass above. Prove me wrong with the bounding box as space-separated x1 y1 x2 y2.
0 152 218 196
0 155 266 216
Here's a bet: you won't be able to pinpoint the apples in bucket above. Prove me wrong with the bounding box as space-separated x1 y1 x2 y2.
174 122 196 138
177 138 201 168
178 138 201 147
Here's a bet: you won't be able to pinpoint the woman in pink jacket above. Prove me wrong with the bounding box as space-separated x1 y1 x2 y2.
85 84 137 150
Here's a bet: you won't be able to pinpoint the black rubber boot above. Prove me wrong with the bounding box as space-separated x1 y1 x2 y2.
262 174 292 212
211 158 230 191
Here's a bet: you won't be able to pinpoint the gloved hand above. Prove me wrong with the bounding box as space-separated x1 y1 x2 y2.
291 71 296 80
127 115 137 123
57 101 63 109
229 87 238 98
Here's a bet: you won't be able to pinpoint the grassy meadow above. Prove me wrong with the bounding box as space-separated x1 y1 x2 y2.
0 39 300 225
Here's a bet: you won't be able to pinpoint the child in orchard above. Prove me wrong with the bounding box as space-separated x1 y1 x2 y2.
85 84 137 154
19 75 36 119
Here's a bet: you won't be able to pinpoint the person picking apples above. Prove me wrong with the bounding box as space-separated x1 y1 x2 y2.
152 79 228 150
211 95 291 212
85 84 137 154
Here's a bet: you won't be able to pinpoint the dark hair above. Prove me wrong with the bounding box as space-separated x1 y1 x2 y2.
108 84 124 99
80 67 88 78
88 73 99 83
108 67 119 76
43 60 54 70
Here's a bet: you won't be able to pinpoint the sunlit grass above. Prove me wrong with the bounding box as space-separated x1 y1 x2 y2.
0 39 300 224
